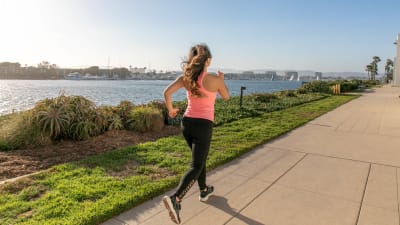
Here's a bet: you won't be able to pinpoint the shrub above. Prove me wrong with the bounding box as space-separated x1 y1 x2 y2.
0 140 12 151
115 100 135 128
362 80 381 87
31 94 101 141
253 93 278 103
0 111 51 150
296 87 308 94
339 80 360 92
147 100 169 124
32 98 70 139
278 90 297 97
301 81 331 93
127 107 164 132
97 106 124 131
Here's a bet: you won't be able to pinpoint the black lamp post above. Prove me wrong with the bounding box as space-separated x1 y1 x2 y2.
240 86 246 108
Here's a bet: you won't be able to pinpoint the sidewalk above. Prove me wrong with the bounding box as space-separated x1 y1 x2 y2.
102 85 400 225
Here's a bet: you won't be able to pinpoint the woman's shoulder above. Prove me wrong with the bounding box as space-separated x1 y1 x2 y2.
205 73 223 83
205 73 218 79
203 73 222 91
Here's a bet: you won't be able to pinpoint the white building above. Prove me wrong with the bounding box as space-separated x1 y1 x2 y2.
130 67 146 74
394 33 400 86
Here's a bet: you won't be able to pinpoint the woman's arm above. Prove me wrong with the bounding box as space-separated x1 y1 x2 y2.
163 76 184 118
217 71 230 100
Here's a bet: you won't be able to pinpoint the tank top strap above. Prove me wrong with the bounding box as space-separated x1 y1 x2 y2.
197 71 206 88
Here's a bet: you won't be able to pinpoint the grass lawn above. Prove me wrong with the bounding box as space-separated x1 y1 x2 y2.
0 94 358 225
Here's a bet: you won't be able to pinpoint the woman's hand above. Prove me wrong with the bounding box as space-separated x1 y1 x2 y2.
216 70 229 100
168 108 180 118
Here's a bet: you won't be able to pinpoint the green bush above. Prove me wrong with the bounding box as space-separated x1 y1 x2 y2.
115 100 135 128
97 106 124 131
300 81 331 93
253 93 278 103
296 87 308 94
147 100 169 124
31 95 70 139
127 107 164 132
338 80 361 92
0 112 51 150
0 140 12 151
31 95 101 141
278 90 297 97
362 80 381 87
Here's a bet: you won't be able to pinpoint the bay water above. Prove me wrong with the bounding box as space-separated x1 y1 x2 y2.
0 80 302 115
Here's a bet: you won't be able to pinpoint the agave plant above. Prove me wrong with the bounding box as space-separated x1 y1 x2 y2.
31 96 71 140
69 120 97 140
34 106 70 139
108 114 124 130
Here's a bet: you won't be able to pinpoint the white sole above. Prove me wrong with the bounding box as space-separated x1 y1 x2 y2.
162 196 180 224
199 192 213 202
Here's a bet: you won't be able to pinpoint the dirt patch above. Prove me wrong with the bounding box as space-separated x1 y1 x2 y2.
0 177 34 194
17 210 33 219
107 159 141 178
0 126 181 182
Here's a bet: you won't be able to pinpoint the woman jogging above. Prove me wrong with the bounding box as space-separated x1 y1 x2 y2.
162 43 229 224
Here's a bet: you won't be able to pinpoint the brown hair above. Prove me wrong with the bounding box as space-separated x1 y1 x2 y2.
182 44 212 97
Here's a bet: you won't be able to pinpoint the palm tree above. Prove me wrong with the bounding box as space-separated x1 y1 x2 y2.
385 59 394 83
370 56 381 80
365 64 373 80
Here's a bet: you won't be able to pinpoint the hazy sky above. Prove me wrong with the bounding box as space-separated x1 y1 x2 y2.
0 0 399 72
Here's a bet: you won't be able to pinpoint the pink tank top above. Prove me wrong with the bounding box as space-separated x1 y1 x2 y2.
184 72 217 122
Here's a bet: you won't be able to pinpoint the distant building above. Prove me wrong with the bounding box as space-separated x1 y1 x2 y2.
265 71 277 80
130 67 146 74
0 62 21 74
315 72 322 80
284 71 298 81
242 71 255 79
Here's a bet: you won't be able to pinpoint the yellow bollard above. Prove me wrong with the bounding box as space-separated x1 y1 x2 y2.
331 84 341 95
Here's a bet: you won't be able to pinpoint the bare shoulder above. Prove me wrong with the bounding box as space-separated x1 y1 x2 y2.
205 73 223 82
203 73 223 92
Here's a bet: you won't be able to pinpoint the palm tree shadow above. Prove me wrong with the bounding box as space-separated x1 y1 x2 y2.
204 195 265 225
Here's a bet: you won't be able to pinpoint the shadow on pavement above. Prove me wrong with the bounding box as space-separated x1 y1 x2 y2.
205 195 265 225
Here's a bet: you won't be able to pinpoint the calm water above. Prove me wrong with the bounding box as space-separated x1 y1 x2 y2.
0 80 301 115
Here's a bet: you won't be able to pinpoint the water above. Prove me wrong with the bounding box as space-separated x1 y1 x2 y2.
0 80 301 115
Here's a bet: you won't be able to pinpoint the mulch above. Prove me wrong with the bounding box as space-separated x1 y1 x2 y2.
0 126 181 182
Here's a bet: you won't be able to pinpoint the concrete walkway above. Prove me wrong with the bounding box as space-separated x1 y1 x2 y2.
102 85 400 225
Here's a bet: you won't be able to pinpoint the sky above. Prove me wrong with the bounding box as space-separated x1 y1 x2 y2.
0 0 399 73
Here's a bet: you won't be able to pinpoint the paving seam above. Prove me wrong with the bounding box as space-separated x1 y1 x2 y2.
222 153 308 225
354 163 371 225
271 183 366 205
269 146 400 169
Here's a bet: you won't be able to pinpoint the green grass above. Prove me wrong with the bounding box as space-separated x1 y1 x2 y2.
0 94 358 225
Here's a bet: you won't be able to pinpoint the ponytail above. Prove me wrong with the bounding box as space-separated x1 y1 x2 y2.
182 44 212 97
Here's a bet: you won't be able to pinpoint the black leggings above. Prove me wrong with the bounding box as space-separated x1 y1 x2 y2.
174 117 213 200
